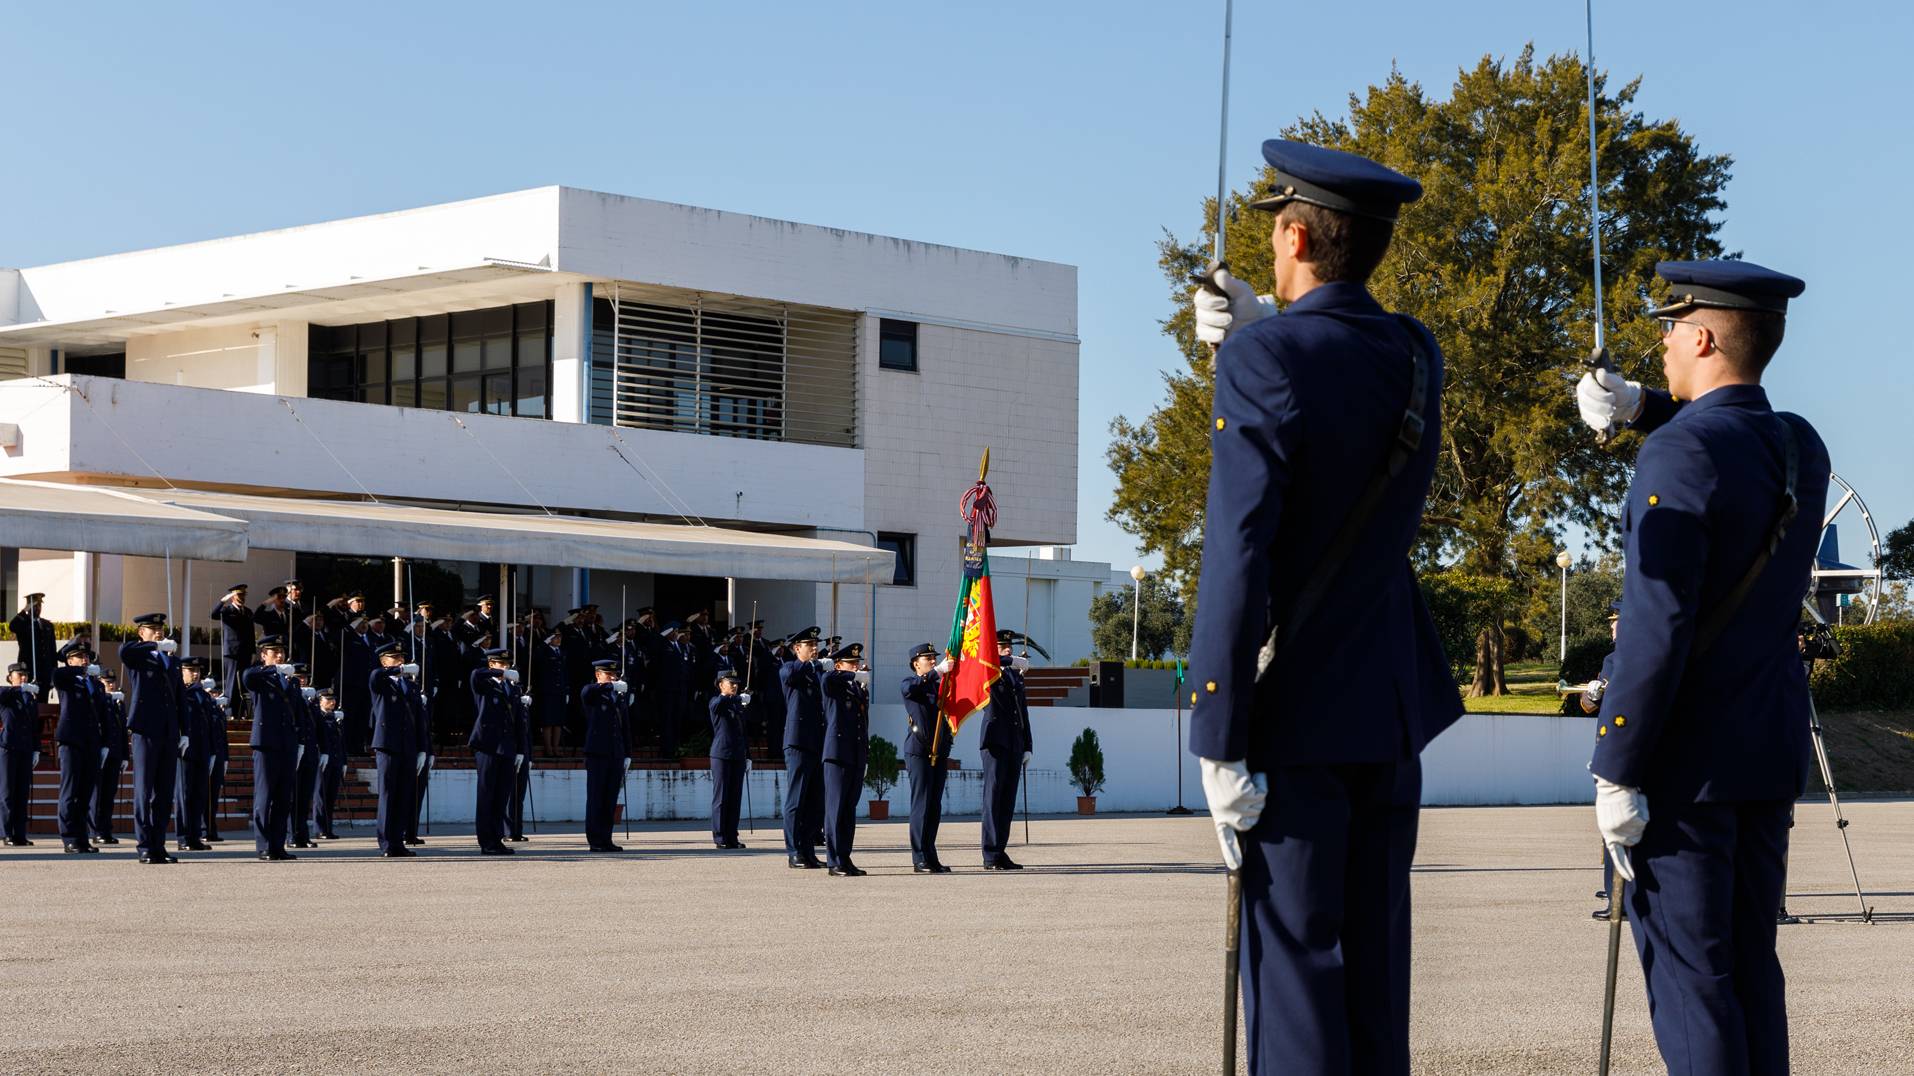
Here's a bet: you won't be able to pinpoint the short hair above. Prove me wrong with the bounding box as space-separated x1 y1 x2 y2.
1705 308 1787 377
1275 202 1394 285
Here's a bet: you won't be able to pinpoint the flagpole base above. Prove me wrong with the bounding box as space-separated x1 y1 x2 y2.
1166 805 1195 816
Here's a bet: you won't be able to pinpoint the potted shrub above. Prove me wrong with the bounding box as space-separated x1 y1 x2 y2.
1068 728 1106 814
864 735 900 820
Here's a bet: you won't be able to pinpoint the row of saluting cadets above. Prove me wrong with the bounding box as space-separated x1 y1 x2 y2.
0 608 1039 871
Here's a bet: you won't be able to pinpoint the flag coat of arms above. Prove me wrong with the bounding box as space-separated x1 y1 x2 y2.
936 452 1001 750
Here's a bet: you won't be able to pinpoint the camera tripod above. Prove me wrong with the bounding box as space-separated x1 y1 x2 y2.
1791 609 1872 923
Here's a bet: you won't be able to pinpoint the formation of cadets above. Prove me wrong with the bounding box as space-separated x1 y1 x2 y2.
0 583 1039 873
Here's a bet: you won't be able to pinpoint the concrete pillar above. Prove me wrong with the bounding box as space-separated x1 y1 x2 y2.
551 281 590 424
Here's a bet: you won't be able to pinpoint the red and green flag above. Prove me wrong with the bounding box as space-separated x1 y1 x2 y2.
937 452 1001 751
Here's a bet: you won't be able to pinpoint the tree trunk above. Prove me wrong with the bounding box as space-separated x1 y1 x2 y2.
1468 624 1508 697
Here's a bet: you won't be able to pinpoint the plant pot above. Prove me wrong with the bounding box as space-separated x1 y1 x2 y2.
1076 796 1097 815
868 799 890 821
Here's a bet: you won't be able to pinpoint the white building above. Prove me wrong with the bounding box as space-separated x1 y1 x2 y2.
0 186 1092 679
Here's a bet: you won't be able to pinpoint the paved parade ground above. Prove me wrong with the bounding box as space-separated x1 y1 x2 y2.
1 803 1910 1074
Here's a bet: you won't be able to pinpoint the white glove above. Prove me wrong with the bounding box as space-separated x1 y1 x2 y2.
302 687 317 701
1594 776 1650 883
503 668 519 683
739 691 753 706
201 677 216 692
1584 678 1608 706
1200 757 1269 872
22 683 38 697
111 691 124 703
178 735 189 753
319 754 328 770
296 746 305 767
1192 267 1274 347
1011 655 1031 673
934 658 953 675
613 680 629 695
96 748 104 765
623 757 633 773
1576 367 1644 433
514 753 525 768
86 664 103 677
401 663 420 678
34 751 42 766
415 751 426 773
854 670 871 689
1022 750 1032 766
157 639 178 654
276 664 295 677
520 695 533 707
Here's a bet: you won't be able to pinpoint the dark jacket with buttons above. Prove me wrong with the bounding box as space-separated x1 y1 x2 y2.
979 667 1033 756
821 670 869 766
468 668 522 756
119 641 183 742
53 666 103 750
899 672 951 758
243 664 301 754
369 666 424 756
779 659 825 754
0 685 38 752
579 681 629 759
709 694 749 761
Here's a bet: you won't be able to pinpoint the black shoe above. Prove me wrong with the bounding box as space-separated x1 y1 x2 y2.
931 863 953 874
381 848 415 858
256 852 274 861
182 840 211 852
1590 908 1611 921
829 862 867 877
268 850 297 861
65 844 86 854
405 837 425 846
722 840 745 850
145 852 167 864
507 834 529 842
788 856 823 869
590 843 625 854
95 835 118 845
320 832 340 840
291 840 314 849
1595 889 1609 901
913 863 932 874
8 837 33 846
78 844 101 854
983 856 1023 871
1778 909 1801 925
205 834 226 843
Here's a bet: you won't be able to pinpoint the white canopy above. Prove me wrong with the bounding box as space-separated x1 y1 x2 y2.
126 488 891 583
0 478 248 561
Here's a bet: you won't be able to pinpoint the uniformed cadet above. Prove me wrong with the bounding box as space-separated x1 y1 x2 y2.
1187 141 1459 1074
469 648 525 855
746 621 781 748
1581 601 1622 918
533 627 568 756
53 647 105 854
900 642 952 873
327 593 374 750
204 674 232 842
9 593 56 694
820 643 871 877
368 643 425 857
289 665 321 849
254 585 291 647
209 584 255 716
243 637 303 861
506 676 533 843
979 631 1033 871
579 658 630 853
121 614 187 864
313 688 346 840
778 626 827 869
708 669 749 849
92 670 129 845
173 657 213 852
0 663 39 845
1575 259 1825 1073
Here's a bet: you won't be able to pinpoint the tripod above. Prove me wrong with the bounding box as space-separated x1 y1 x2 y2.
1796 612 1871 923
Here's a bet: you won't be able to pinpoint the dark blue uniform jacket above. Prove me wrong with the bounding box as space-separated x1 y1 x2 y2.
779 659 825 753
821 671 869 765
900 672 951 758
709 694 748 761
119 642 182 743
243 664 301 753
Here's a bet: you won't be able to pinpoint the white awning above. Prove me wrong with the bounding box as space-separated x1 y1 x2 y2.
0 478 248 561
127 488 891 584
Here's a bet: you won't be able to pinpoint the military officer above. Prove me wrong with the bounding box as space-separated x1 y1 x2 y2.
209 584 255 716
1575 260 1825 1073
0 663 39 845
407 620 439 848
92 670 129 845
10 594 56 693
241 637 303 861
578 658 630 853
820 643 871 877
53 647 105 854
778 626 827 869
1187 141 1458 1074
900 643 952 873
368 642 424 857
289 665 322 848
979 631 1033 871
254 585 291 644
313 688 346 840
120 614 187 864
203 669 232 842
468 648 525 855
532 626 569 756
506 675 534 843
708 668 750 849
173 657 214 852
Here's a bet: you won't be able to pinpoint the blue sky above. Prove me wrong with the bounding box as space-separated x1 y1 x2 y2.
6 1 1910 571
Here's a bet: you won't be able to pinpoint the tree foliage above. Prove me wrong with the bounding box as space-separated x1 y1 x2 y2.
1088 574 1186 660
1882 519 1914 582
1108 47 1732 692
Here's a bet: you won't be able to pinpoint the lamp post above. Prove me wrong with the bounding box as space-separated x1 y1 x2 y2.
1556 550 1573 662
1129 564 1146 662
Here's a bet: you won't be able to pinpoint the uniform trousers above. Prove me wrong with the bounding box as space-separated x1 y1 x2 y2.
1239 758 1421 1076
316 755 345 837
508 758 528 838
290 748 320 843
0 747 31 841
822 756 865 867
408 756 432 841
905 753 948 867
206 753 228 838
472 750 513 850
250 748 295 855
781 746 823 858
583 755 622 848
131 735 178 855
709 756 744 843
174 756 207 842
58 745 97 844
979 745 1022 861
1626 799 1792 1076
93 753 125 839
374 749 417 852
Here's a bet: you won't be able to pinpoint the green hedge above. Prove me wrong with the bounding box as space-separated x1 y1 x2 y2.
1811 622 1914 711
1559 633 1612 685
0 622 218 645
1071 658 1185 671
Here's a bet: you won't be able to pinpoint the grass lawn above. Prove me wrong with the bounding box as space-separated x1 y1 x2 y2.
1460 659 1576 714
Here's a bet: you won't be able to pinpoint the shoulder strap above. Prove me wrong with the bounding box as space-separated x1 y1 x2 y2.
1691 412 1801 657
1255 315 1431 682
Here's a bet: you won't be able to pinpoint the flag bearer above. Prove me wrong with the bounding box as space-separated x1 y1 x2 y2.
900 643 952 873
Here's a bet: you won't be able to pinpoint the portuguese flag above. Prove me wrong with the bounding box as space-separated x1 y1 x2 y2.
937 453 1001 747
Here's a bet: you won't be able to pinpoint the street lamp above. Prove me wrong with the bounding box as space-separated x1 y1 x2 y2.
1129 564 1146 662
1556 550 1573 662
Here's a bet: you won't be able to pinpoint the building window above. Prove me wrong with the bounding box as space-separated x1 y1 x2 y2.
876 532 916 587
307 301 552 417
64 352 126 379
878 318 918 372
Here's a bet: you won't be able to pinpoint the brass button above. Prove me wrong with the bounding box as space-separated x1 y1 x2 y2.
1215 417 1226 431
1598 725 1608 737
1205 681 1217 693
1648 494 1659 506
1614 715 1626 727
1190 691 1198 705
